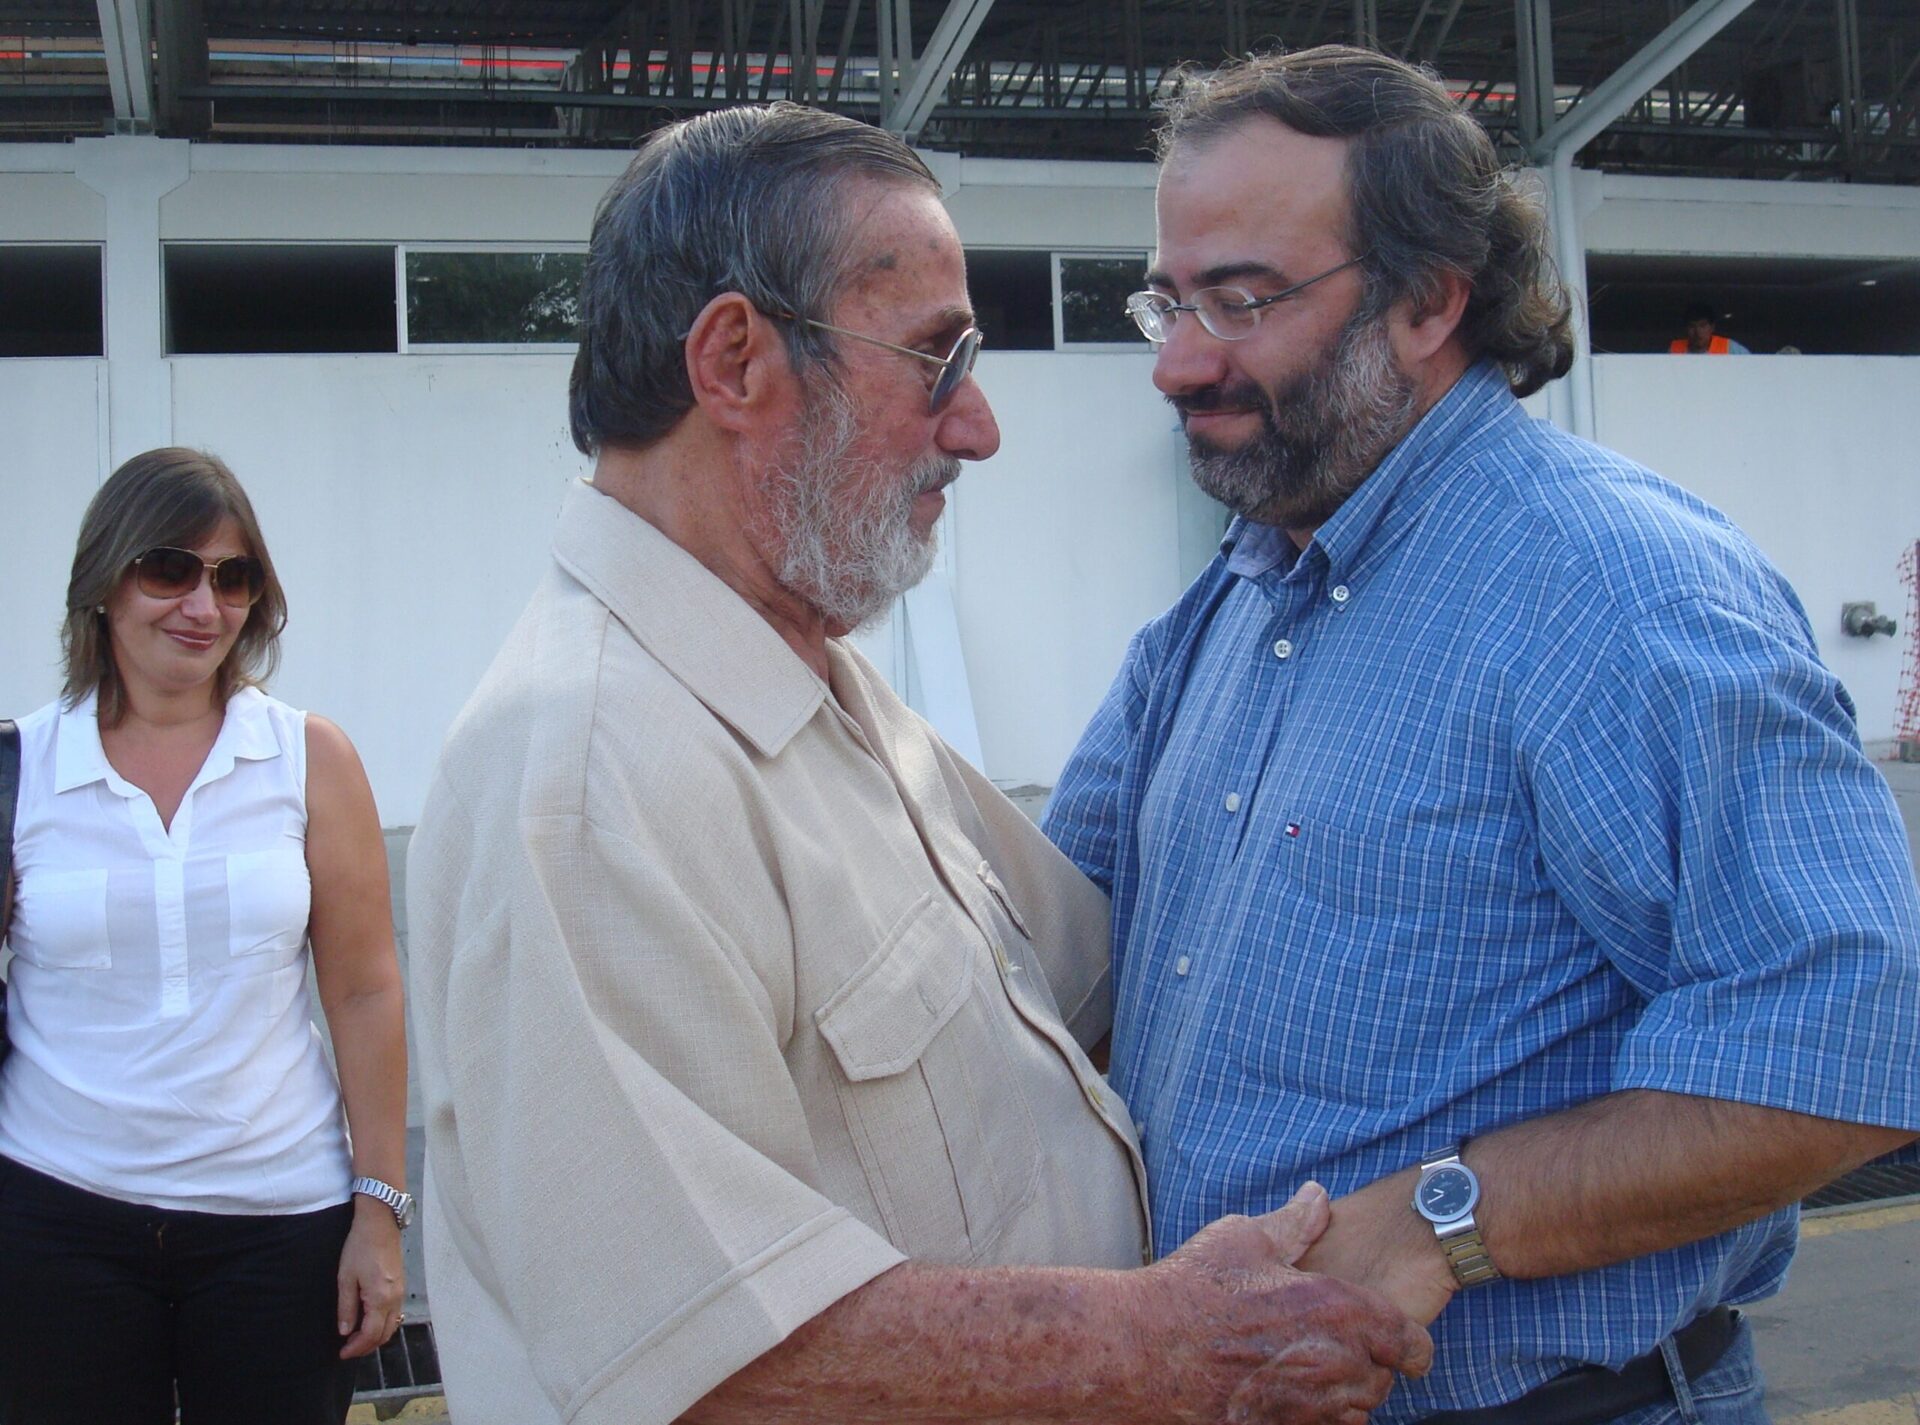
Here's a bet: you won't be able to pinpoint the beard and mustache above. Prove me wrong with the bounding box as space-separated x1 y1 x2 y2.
759 304 1410 630
1177 303 1419 530
765 375 960 631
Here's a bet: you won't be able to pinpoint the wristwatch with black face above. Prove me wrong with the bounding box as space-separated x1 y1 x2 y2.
350 1175 417 1230
1413 1147 1499 1288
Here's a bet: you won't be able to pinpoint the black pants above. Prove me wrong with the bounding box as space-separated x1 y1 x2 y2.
0 1156 357 1425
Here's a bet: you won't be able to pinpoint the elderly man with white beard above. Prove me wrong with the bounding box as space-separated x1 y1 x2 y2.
405 103 1431 1425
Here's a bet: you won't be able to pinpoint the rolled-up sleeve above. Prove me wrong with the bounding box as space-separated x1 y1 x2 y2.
1530 593 1920 1136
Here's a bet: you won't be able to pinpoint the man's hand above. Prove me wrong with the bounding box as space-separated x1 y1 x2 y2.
1297 1170 1457 1327
1135 1182 1434 1425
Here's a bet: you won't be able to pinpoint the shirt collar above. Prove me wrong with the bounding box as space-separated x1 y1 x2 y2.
53 684 282 796
550 480 827 759
1222 359 1516 584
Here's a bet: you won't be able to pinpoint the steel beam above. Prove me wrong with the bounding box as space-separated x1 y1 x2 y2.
1513 0 1555 145
1530 0 1758 440
885 0 997 139
1834 0 1862 167
96 0 154 129
152 0 207 136
1421 0 1467 64
1352 0 1379 49
827 0 862 104
1529 0 1759 161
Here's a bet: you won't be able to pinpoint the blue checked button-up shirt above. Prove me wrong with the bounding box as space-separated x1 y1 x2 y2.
1044 361 1920 1419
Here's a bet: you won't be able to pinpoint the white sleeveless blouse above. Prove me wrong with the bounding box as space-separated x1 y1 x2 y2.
0 687 351 1213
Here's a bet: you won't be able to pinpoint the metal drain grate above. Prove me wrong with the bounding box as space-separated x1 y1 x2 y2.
1803 1161 1920 1211
353 1319 441 1405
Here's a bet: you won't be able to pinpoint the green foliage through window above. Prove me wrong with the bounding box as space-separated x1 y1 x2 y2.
1060 255 1147 345
406 250 584 345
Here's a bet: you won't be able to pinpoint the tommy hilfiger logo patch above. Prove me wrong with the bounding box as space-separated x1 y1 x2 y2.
1285 823 1301 837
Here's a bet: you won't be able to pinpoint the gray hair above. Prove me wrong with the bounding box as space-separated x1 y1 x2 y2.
1157 46 1573 398
62 447 287 728
569 103 940 455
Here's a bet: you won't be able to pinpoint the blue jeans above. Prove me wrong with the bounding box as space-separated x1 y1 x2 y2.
1610 1312 1768 1425
0 1155 358 1425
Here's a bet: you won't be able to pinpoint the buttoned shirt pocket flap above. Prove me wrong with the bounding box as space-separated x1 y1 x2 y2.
817 892 975 1082
225 849 311 959
15 867 111 968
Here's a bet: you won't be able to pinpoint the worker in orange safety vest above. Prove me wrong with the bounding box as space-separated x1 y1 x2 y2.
1671 302 1751 354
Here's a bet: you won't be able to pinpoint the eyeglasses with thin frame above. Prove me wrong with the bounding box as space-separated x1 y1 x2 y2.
130 547 267 608
776 313 984 415
1126 252 1371 345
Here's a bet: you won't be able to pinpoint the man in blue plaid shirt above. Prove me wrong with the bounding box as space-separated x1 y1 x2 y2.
1044 46 1920 1425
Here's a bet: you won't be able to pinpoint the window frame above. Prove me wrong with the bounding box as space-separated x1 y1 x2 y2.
397 242 589 355
0 242 106 360
1052 249 1152 352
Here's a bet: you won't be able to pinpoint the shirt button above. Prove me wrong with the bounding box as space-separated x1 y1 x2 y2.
1330 584 1351 605
1272 638 1293 660
1174 954 1191 976
1224 792 1241 813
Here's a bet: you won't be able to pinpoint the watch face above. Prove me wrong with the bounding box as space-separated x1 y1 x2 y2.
1416 1165 1479 1223
397 1196 417 1229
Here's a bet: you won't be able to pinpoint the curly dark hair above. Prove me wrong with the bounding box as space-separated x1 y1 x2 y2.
1157 45 1573 398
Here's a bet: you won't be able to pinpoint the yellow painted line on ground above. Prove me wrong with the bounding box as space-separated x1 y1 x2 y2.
346 1397 449 1424
1778 1396 1919 1425
1801 1201 1920 1238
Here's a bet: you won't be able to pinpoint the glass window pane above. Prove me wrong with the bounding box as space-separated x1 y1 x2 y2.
0 245 102 357
965 250 1053 352
166 244 396 354
1061 255 1147 345
406 251 585 345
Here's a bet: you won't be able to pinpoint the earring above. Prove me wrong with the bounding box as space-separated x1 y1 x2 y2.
95 605 107 615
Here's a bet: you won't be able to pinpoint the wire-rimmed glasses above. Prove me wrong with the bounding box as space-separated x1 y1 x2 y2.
1125 253 1370 345
777 314 984 414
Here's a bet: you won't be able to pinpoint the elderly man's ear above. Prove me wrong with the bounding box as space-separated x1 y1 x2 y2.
684 292 789 434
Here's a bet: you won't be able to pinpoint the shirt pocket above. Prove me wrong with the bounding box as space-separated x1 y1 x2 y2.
13 867 112 969
225 849 311 963
816 891 1042 1262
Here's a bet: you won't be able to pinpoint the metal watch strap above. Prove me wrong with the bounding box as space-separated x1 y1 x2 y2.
349 1175 413 1227
1418 1149 1501 1288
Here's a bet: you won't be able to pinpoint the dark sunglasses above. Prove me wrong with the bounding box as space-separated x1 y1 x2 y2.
131 547 267 608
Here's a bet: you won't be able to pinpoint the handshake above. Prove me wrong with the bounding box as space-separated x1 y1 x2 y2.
1120 1181 1436 1425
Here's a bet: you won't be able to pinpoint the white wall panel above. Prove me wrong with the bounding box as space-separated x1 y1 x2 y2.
0 175 105 241
958 352 1186 785
0 361 107 719
161 172 620 244
1583 173 1920 259
1592 354 1920 744
169 356 588 825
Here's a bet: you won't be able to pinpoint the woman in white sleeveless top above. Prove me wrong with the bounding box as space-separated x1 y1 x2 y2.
0 448 409 1425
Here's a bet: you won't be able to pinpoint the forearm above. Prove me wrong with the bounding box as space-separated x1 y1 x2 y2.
686 1192 1430 1425
683 1260 1152 1425
1306 1089 1917 1320
324 984 409 1185
1468 1090 1915 1276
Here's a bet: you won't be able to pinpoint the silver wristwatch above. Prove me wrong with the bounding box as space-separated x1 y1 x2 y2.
350 1175 417 1229
1412 1147 1499 1288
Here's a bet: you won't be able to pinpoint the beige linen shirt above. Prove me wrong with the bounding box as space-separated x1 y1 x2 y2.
407 481 1150 1425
